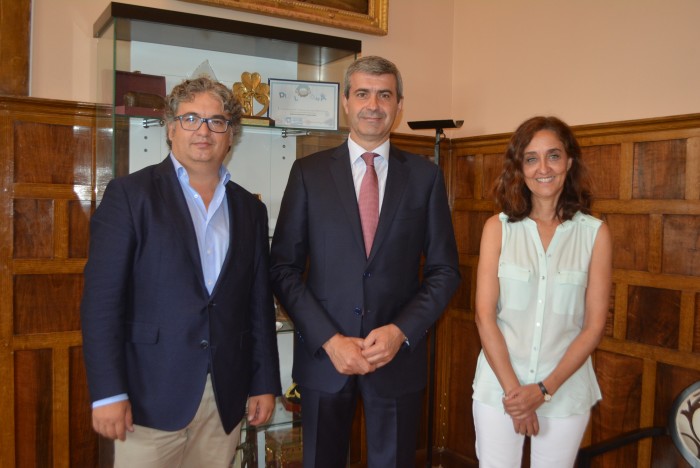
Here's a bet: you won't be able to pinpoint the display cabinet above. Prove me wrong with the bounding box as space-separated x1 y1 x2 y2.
235 319 301 468
93 4 360 466
94 2 360 236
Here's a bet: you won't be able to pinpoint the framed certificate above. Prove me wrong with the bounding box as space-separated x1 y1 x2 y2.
268 79 340 131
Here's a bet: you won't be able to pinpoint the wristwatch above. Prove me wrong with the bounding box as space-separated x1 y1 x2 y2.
537 381 552 402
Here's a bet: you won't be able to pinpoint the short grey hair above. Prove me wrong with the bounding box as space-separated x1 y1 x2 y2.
343 55 403 101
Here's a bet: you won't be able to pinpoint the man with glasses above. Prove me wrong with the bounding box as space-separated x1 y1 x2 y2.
81 76 281 467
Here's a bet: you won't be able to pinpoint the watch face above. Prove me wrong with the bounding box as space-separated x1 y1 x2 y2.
544 394 552 402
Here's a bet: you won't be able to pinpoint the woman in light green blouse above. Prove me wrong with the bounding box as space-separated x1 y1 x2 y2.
472 116 613 468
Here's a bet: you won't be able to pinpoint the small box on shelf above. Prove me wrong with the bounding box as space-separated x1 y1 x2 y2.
115 70 166 118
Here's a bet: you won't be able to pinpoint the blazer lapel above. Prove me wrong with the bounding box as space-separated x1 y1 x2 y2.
368 145 409 261
153 157 207 292
329 144 366 255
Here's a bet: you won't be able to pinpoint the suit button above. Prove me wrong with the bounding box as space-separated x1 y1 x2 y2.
354 307 362 316
363 271 372 278
200 340 209 349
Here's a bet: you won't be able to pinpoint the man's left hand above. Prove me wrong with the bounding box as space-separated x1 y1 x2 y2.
247 394 275 426
361 324 406 368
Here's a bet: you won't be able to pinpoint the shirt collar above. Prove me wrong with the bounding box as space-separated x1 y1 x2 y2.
170 153 231 186
347 137 390 165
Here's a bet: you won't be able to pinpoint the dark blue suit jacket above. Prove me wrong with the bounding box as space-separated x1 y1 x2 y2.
270 143 460 396
81 156 281 433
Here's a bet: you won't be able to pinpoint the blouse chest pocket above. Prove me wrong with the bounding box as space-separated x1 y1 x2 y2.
552 270 588 315
498 263 532 311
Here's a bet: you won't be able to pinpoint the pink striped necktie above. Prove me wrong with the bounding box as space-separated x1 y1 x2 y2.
359 152 379 257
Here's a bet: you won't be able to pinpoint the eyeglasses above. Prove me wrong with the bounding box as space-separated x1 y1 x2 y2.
174 114 232 133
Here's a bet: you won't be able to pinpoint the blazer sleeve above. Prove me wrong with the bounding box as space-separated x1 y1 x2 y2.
392 165 461 346
247 200 282 396
269 159 341 355
80 177 135 402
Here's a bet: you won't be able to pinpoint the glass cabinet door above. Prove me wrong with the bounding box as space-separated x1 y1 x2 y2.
95 2 360 232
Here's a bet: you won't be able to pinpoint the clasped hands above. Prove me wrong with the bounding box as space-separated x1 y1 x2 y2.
502 383 545 436
323 324 405 375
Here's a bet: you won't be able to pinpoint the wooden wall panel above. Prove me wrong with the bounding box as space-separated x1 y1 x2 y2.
13 274 83 335
436 113 700 467
694 293 700 354
604 214 649 271
626 286 680 349
582 144 621 200
440 316 479 463
590 350 644 467
68 201 93 258
13 199 54 258
14 349 54 468
69 346 99 467
0 97 99 468
633 140 686 200
13 121 92 185
0 0 31 96
453 210 492 257
663 215 700 276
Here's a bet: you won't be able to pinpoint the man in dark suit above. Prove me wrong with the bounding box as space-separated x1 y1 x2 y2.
81 76 281 467
270 56 461 467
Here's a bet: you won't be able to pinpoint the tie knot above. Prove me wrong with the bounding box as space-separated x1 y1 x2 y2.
361 152 377 167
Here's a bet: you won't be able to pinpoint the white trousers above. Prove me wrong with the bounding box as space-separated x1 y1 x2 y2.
114 375 241 468
473 400 589 468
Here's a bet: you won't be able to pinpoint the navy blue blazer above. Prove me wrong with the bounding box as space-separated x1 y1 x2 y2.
270 143 460 396
81 156 281 433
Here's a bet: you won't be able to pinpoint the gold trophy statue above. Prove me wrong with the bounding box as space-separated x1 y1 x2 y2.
233 72 273 126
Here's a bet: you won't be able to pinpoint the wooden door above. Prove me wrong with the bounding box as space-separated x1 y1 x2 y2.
0 96 103 468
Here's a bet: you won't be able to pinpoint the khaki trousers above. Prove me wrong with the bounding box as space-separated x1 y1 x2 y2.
114 374 242 468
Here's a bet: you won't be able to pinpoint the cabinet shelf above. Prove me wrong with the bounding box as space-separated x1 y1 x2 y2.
117 112 350 138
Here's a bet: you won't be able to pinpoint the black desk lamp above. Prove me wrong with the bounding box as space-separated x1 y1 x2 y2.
407 119 464 165
407 119 463 468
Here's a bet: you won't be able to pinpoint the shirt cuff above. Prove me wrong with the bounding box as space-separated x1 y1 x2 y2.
92 393 129 409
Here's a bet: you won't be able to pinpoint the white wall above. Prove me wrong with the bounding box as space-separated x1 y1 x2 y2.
30 0 700 138
452 0 700 136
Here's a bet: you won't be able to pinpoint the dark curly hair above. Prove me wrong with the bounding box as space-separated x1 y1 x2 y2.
493 116 592 222
164 76 242 149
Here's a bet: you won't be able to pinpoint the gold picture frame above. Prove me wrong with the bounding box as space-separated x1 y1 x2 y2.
179 0 388 36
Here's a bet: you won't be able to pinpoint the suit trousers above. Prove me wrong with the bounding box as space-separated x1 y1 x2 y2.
114 374 242 468
473 400 589 468
300 376 423 468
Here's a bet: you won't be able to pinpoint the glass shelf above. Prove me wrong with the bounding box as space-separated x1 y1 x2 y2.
237 396 302 468
119 113 350 139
